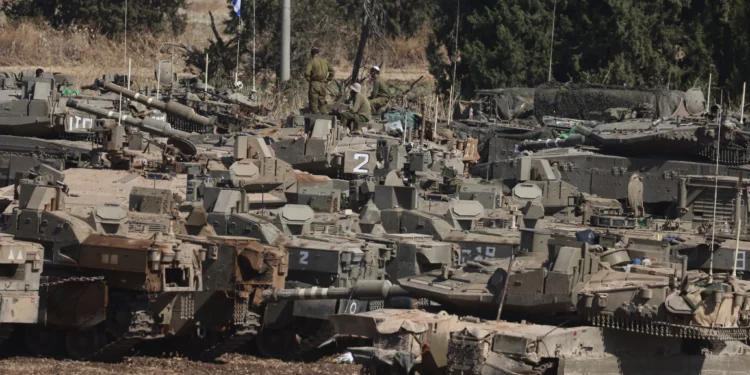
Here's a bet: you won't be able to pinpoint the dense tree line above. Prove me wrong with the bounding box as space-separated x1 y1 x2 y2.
2 0 188 36
6 0 750 102
429 0 750 102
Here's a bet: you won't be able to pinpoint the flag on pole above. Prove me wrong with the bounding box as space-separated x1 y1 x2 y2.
233 0 241 17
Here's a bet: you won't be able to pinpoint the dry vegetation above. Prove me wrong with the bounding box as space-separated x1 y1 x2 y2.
0 0 439 118
0 354 361 375
0 0 230 86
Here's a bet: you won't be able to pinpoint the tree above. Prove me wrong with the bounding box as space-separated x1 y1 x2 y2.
2 0 188 36
427 0 746 99
428 0 551 97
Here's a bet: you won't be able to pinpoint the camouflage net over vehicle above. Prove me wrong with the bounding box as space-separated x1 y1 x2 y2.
534 83 685 121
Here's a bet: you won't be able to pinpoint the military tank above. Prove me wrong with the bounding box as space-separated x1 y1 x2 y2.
0 234 44 344
2 174 289 361
325 308 750 375
267 230 750 341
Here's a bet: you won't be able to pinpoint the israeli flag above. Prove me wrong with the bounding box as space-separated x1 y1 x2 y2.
233 0 241 17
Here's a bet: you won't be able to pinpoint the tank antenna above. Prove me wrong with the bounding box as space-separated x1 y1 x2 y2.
495 254 515 321
709 90 723 282
741 82 746 124
447 0 460 121
119 0 128 127
733 172 744 277
235 1 242 87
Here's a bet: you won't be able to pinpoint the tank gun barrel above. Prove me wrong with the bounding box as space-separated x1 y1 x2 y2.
520 124 607 151
66 99 192 139
101 81 213 127
519 134 589 151
261 280 409 302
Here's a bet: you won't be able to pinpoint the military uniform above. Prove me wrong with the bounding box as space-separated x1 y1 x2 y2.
305 56 335 114
341 92 372 129
369 77 392 113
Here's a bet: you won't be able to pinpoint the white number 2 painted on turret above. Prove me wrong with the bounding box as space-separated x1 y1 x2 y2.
299 251 309 265
353 153 370 173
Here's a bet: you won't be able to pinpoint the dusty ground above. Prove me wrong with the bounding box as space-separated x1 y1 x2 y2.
0 354 361 375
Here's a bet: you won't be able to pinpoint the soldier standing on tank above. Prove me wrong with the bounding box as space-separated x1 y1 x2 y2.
340 83 371 134
368 66 391 114
304 47 335 114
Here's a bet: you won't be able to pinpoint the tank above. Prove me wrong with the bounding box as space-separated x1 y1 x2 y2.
269 236 750 341
3 175 289 361
325 308 750 375
66 98 197 158
0 234 44 344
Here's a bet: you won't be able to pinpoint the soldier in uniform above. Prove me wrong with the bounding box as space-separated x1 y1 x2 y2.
340 83 371 133
304 47 335 114
35 68 44 78
368 66 391 114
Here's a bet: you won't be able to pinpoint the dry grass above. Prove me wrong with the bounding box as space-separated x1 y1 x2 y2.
0 3 435 119
190 0 229 15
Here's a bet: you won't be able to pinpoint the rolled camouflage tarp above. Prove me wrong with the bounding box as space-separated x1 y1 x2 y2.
534 83 684 122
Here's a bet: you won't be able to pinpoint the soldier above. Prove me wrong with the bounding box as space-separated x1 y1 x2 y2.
304 47 335 114
35 68 44 78
340 83 371 133
368 66 391 114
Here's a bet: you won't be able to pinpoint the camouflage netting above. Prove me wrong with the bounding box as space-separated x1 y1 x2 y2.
534 83 685 121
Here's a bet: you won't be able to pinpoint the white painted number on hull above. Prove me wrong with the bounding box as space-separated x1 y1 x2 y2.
461 246 497 263
353 153 369 173
299 251 309 265
67 115 93 132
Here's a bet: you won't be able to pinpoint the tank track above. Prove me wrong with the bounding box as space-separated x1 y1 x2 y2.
587 314 750 340
0 324 15 344
88 309 157 362
298 322 334 355
199 303 261 361
698 144 750 165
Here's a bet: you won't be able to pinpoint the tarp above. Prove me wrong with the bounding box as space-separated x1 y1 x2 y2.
534 83 684 122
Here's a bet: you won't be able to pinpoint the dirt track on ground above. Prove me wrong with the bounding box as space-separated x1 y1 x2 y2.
0 354 361 375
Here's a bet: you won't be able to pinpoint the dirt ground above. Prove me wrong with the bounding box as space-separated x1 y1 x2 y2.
0 354 362 375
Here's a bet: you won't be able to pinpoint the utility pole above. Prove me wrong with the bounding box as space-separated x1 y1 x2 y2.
447 0 460 121
281 0 291 82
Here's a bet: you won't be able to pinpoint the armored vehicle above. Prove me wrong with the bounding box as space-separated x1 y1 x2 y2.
3 175 288 361
0 72 86 137
320 307 750 375
375 190 521 262
272 115 388 178
0 234 44 344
